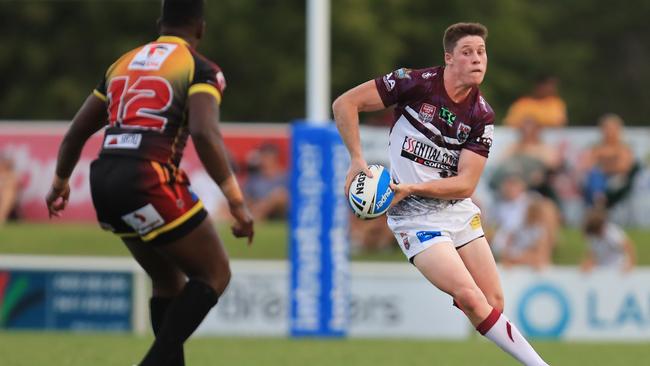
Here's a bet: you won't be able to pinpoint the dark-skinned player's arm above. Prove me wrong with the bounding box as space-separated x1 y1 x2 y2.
390 148 487 204
188 92 254 245
332 80 386 195
46 94 107 218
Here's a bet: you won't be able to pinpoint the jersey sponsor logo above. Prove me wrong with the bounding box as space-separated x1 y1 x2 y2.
475 124 493 147
382 72 396 91
421 71 436 79
457 122 472 144
400 136 458 170
418 103 437 124
128 43 177 71
121 204 165 235
103 133 142 149
438 107 457 126
416 231 442 243
394 68 412 79
215 71 227 91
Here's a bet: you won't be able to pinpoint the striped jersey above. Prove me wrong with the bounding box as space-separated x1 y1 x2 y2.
374 66 495 216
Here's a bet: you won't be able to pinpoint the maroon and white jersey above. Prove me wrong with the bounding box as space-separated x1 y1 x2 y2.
374 66 495 217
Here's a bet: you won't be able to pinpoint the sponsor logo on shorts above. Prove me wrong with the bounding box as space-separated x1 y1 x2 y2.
457 122 472 144
418 103 436 124
399 232 410 250
400 136 458 170
103 133 142 149
470 214 482 230
121 204 165 235
416 231 442 243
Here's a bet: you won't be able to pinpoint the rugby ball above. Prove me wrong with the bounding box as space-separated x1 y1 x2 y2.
348 164 394 219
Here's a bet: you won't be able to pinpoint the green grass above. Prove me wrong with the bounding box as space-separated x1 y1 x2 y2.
0 331 648 366
1 222 649 264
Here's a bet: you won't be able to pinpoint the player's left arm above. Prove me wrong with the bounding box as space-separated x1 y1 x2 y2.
390 148 486 203
622 235 636 272
46 94 107 217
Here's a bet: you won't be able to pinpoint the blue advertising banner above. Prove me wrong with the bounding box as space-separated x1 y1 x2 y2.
289 122 350 337
0 269 132 331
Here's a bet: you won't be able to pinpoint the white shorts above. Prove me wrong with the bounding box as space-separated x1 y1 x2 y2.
387 199 485 262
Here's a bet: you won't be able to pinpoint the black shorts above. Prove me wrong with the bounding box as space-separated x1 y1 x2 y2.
89 156 207 245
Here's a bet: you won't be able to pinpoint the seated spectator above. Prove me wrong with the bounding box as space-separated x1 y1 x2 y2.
582 113 640 209
489 174 559 263
580 208 635 273
503 75 567 128
349 214 395 254
498 119 563 203
243 143 288 220
500 198 553 271
0 154 19 225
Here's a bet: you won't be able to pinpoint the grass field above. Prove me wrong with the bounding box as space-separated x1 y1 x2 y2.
1 331 649 366
1 221 649 264
2 222 650 366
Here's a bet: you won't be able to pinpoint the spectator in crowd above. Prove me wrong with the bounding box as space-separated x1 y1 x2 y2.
581 208 636 273
348 215 396 254
489 174 559 264
243 143 289 220
500 198 552 271
581 113 640 209
498 119 563 203
503 75 567 128
0 154 18 225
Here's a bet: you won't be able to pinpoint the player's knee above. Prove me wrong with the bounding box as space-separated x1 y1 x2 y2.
151 272 186 297
487 291 504 313
202 264 231 295
453 287 487 315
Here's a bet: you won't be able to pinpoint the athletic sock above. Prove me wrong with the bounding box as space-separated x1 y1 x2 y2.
477 308 549 366
139 279 220 366
150 296 185 366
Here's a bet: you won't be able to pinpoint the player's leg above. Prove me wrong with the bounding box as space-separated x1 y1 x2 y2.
413 242 548 366
123 238 187 366
138 217 230 366
457 236 504 311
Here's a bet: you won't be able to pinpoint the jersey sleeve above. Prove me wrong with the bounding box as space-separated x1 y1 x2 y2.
189 53 226 105
463 96 495 158
93 75 108 102
373 68 429 107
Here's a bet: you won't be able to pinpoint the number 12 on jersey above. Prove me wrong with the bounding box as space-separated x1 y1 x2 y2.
107 76 173 131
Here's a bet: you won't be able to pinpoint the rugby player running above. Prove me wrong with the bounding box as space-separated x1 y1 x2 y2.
45 1 253 365
333 22 549 365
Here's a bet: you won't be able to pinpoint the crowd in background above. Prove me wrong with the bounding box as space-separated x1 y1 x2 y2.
0 76 641 273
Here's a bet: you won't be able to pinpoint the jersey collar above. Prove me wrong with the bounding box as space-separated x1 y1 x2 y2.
156 35 190 46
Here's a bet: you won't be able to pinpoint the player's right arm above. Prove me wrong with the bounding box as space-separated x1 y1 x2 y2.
332 80 385 194
187 92 254 244
46 94 107 217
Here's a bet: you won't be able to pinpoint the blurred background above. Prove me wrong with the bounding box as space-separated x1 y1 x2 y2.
1 1 650 365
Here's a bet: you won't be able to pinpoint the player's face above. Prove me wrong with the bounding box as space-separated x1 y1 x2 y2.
445 35 487 86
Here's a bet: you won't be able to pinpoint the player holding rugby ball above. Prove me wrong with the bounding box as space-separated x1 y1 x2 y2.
333 22 549 365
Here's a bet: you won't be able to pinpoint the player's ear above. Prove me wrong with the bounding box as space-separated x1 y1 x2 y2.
444 51 453 66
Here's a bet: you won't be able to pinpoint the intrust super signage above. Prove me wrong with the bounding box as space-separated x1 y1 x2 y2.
289 123 349 337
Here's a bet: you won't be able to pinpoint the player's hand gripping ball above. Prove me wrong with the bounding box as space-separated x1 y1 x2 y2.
348 164 394 219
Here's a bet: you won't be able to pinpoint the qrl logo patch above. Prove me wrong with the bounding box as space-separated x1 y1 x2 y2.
418 103 436 124
399 232 410 250
121 204 165 235
128 43 177 71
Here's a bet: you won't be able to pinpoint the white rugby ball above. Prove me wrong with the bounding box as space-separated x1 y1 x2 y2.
348 164 394 219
